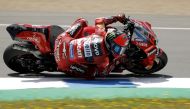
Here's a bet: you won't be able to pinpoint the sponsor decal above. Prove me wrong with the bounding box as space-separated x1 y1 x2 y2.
93 43 101 56
92 36 102 56
76 39 83 58
83 38 92 57
106 32 116 41
136 42 148 47
70 65 85 73
69 43 74 59
148 49 157 56
67 23 81 36
55 39 62 62
62 42 67 59
26 33 40 43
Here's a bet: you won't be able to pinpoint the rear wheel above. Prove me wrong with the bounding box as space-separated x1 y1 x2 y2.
3 43 44 73
126 51 168 75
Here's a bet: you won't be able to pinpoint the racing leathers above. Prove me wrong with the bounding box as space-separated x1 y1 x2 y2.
54 14 155 79
54 14 128 79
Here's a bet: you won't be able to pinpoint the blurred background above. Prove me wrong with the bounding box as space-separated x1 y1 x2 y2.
0 0 190 15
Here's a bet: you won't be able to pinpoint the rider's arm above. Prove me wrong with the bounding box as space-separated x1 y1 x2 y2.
95 13 126 26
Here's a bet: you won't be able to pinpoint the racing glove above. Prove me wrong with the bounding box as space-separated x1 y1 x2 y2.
116 13 126 24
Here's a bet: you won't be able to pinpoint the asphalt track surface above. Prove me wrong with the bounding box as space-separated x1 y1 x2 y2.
0 11 190 78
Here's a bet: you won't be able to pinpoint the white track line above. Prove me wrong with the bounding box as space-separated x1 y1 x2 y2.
1 23 190 30
152 27 190 30
0 24 9 27
0 78 190 90
0 78 69 90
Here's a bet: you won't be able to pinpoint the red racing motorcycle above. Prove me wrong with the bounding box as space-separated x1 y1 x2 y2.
3 17 168 77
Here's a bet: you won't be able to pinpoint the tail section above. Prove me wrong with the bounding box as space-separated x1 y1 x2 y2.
6 24 51 54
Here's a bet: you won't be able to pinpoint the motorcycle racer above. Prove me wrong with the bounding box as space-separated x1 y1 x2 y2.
5 14 167 79
54 13 154 79
54 14 131 79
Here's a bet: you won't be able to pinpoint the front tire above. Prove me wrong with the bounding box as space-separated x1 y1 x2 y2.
126 51 168 75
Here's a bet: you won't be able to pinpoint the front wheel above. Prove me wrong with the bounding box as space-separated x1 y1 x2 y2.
3 43 44 73
126 50 168 75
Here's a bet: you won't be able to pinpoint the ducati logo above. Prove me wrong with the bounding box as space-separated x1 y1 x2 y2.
77 39 83 58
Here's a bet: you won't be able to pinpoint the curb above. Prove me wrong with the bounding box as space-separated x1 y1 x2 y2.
0 88 190 101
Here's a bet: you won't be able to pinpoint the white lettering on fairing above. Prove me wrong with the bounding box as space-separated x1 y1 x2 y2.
26 33 40 43
136 42 148 47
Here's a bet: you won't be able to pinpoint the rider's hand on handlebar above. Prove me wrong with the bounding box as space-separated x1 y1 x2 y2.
123 20 135 33
116 13 126 24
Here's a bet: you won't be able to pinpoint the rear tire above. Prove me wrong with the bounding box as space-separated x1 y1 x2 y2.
126 51 168 75
3 43 43 73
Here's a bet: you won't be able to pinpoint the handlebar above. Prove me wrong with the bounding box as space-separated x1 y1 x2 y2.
123 18 135 39
121 17 135 45
123 17 134 30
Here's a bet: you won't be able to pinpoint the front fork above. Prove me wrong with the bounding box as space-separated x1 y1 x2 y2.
155 48 164 64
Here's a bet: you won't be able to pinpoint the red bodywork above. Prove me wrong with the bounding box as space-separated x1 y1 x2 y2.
13 19 158 77
131 20 158 67
16 24 52 54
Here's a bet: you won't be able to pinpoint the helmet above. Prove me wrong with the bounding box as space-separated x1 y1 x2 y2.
105 28 129 57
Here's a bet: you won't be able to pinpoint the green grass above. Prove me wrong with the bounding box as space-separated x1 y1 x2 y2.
0 98 190 109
